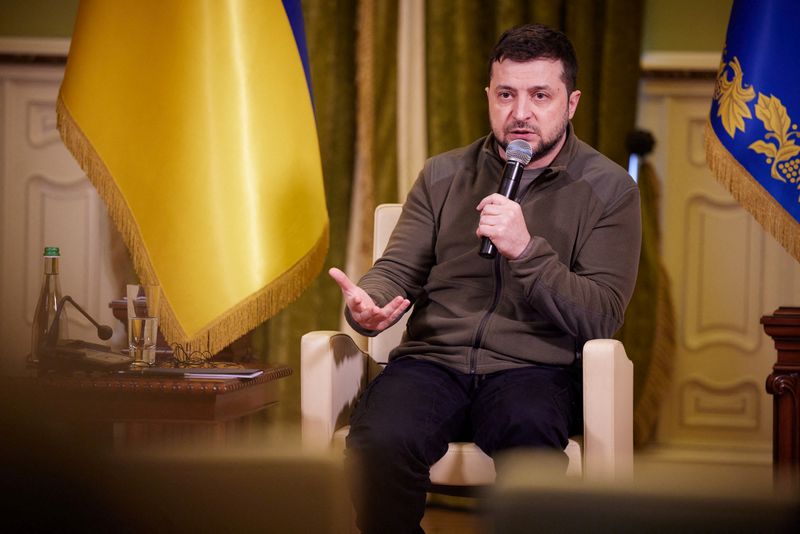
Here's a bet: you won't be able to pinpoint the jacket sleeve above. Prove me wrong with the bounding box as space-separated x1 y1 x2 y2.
508 184 642 342
344 171 437 336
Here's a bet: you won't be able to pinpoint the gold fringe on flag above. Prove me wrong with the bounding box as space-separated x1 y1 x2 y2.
57 94 329 355
705 122 800 263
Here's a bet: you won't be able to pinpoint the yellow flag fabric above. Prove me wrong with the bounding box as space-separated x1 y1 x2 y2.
57 0 328 354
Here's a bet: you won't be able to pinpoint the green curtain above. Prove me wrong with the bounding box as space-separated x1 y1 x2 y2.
426 0 643 168
350 0 399 268
253 0 358 424
370 1 400 208
616 162 676 446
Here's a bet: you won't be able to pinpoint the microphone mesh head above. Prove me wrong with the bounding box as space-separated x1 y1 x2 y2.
506 139 533 166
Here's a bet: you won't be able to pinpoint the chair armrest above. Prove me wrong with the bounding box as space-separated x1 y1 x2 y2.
581 339 633 482
301 331 369 449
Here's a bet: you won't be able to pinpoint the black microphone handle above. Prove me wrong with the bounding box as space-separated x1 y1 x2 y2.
479 160 524 258
47 295 114 345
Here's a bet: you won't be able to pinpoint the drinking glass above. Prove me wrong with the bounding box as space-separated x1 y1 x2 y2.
127 284 160 368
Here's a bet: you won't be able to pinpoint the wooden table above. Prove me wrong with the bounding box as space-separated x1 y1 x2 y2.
10 365 292 450
761 306 800 490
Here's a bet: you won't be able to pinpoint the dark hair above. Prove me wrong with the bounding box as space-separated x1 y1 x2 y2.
488 24 578 93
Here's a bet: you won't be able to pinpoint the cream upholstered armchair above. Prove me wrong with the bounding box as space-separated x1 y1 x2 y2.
301 204 634 489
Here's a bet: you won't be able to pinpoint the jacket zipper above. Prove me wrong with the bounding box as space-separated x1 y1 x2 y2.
468 178 542 374
470 254 503 374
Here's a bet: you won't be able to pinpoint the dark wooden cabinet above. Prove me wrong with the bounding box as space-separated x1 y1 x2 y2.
761 306 800 489
8 365 292 450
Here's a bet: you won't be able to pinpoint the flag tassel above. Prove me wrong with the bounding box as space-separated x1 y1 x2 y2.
705 122 800 262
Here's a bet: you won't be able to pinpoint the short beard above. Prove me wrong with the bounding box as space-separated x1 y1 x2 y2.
499 108 570 164
531 122 566 162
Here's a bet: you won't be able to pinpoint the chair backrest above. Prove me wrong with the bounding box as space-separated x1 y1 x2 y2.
367 204 408 364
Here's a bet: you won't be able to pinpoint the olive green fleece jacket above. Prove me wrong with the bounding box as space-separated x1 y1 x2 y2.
347 127 641 374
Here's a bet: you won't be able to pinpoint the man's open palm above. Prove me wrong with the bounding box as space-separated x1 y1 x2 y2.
329 267 410 332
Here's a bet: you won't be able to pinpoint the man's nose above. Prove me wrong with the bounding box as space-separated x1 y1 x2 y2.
512 98 531 121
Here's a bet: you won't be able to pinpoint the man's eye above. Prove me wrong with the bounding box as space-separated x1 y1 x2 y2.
498 92 512 100
534 92 548 100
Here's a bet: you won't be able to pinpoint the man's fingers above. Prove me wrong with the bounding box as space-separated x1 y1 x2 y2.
328 267 357 293
476 193 510 211
383 296 410 316
387 298 411 321
329 267 371 314
374 297 411 330
356 296 410 331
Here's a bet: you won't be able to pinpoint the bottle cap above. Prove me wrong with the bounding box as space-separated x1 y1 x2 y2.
43 246 60 257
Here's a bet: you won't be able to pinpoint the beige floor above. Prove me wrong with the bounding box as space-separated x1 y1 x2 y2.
421 504 486 534
421 495 487 534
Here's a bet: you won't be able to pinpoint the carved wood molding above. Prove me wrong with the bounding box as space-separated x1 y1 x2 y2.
640 51 718 80
762 306 800 485
767 373 799 398
31 365 292 396
0 37 69 64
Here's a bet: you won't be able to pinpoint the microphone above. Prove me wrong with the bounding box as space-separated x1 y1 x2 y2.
479 139 534 258
46 295 114 346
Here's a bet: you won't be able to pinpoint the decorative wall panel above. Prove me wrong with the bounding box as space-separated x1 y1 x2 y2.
682 196 763 352
680 378 760 430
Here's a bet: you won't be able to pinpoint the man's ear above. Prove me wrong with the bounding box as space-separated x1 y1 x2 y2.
568 90 581 119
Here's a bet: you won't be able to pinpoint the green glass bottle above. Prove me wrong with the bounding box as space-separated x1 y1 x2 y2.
30 246 69 363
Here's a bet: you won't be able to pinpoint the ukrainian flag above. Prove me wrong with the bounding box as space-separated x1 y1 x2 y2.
706 0 800 262
57 0 328 354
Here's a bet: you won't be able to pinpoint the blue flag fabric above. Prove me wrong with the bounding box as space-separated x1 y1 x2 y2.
707 0 800 261
282 0 314 102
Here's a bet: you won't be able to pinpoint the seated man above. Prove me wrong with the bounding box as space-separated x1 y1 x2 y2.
330 23 641 534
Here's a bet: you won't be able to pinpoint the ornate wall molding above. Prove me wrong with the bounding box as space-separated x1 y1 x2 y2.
0 37 69 64
682 194 764 353
680 377 761 430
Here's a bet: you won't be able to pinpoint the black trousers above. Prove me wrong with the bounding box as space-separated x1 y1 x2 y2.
345 357 582 534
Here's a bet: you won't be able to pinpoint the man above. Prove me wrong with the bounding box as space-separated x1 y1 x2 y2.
330 24 641 533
